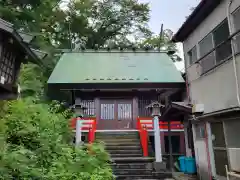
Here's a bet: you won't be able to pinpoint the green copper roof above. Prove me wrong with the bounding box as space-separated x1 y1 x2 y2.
48 51 184 84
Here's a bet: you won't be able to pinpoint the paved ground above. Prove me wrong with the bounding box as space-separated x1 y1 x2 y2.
172 172 198 180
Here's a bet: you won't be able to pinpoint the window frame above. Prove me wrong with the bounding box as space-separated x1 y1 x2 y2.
188 18 232 76
187 46 198 66
232 6 240 54
212 19 232 63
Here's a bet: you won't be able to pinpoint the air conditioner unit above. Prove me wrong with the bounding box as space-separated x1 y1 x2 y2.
228 148 240 172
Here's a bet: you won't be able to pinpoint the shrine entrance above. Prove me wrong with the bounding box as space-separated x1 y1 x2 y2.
98 99 133 130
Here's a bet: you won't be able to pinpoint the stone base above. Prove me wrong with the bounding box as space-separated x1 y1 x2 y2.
153 161 167 172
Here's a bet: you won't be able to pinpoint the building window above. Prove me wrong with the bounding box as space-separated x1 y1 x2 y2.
75 98 96 116
81 100 95 116
198 19 231 74
195 124 205 139
199 33 215 74
0 44 16 84
187 46 197 66
233 7 240 53
213 20 232 63
117 103 132 120
100 104 115 120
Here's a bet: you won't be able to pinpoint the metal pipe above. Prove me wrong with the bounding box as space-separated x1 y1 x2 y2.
227 0 240 107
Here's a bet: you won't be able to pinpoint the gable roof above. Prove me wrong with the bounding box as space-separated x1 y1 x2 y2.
172 0 222 42
48 50 185 89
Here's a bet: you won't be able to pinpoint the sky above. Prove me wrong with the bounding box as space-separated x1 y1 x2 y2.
138 0 201 71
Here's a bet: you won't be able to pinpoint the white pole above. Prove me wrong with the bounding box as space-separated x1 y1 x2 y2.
76 118 82 146
154 116 162 162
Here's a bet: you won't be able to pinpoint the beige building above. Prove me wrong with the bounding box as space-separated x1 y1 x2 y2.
173 0 240 179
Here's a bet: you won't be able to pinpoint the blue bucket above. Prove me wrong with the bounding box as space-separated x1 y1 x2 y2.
185 157 197 174
178 156 186 172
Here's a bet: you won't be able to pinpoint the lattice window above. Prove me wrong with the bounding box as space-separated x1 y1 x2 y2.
117 103 132 120
0 43 16 84
138 96 158 117
100 104 114 120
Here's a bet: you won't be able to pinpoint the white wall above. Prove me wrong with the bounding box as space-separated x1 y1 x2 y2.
183 0 240 114
193 123 210 180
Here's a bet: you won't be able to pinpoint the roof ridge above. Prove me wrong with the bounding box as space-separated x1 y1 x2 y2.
59 49 169 53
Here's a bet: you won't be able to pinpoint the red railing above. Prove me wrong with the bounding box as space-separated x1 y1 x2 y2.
137 117 184 130
71 117 97 143
88 121 96 144
137 117 184 157
137 118 149 157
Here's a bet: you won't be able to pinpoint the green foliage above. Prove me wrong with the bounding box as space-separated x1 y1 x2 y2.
0 0 151 50
140 29 182 62
0 98 113 179
18 63 44 97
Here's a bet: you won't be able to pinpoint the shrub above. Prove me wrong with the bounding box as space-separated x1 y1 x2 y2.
0 98 113 180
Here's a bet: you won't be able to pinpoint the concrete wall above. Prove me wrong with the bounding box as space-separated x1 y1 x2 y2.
183 0 240 114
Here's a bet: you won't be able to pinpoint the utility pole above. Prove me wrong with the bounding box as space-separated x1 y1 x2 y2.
158 24 164 51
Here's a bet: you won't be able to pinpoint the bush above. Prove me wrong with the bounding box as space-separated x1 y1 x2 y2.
0 98 113 180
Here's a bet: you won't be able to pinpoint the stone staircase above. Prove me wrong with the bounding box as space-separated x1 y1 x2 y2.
96 132 172 180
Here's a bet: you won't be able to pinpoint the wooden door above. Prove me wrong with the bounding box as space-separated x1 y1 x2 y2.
116 99 133 129
98 99 133 130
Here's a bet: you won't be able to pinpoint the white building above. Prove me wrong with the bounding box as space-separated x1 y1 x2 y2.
173 0 240 179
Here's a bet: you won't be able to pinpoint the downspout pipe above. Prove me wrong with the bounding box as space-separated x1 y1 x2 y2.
227 0 240 107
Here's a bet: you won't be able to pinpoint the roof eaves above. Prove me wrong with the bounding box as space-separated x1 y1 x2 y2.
0 18 43 65
0 18 14 33
12 30 42 64
31 48 48 60
172 0 222 42
18 31 35 44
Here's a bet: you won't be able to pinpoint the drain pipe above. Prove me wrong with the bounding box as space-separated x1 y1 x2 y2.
227 0 240 106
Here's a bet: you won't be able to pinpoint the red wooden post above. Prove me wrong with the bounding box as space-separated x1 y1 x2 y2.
142 125 149 157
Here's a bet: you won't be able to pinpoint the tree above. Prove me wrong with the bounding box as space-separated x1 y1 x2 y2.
0 98 113 179
140 29 182 62
0 0 151 50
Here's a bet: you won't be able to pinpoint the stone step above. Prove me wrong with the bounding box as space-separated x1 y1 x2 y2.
111 153 143 158
104 141 141 146
112 157 155 163
98 138 139 143
115 172 172 180
97 137 139 141
112 163 152 169
108 149 142 155
97 136 138 140
96 131 138 135
106 145 141 151
113 169 170 176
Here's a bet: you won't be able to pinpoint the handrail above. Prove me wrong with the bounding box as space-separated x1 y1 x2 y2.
70 117 96 144
137 117 184 130
137 118 149 157
88 119 96 143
